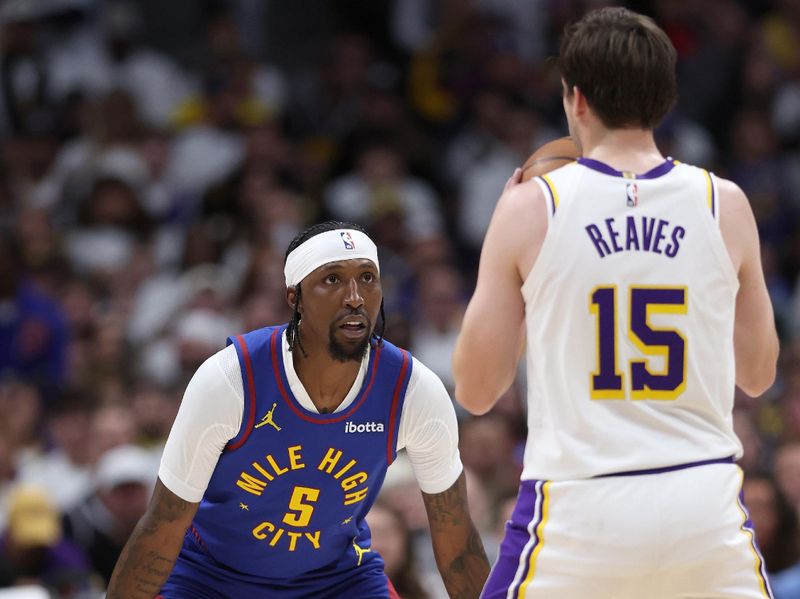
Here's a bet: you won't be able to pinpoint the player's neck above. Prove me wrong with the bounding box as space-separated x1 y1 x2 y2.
580 127 665 173
292 345 362 414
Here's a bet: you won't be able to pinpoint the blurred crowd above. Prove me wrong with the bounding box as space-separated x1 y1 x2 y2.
0 0 799 597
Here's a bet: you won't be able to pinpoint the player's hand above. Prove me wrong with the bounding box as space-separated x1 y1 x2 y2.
504 167 523 192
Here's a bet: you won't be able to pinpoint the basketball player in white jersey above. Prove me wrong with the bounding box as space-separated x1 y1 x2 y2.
453 7 779 599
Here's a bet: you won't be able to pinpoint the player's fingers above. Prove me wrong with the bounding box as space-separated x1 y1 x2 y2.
504 168 523 192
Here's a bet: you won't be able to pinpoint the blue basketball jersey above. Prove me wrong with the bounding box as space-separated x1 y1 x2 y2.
189 325 412 579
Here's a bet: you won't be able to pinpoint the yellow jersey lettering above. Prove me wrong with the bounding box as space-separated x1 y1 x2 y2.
287 445 305 470
266 454 289 476
252 521 275 540
236 473 267 496
317 448 343 473
252 461 275 481
269 527 285 547
286 531 302 551
253 525 322 551
344 486 369 505
341 471 368 491
304 530 321 549
282 486 319 527
333 459 357 480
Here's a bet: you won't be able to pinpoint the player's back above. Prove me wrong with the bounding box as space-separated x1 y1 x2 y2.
521 157 741 481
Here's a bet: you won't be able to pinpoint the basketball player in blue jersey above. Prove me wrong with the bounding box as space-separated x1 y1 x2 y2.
107 221 490 598
454 7 779 599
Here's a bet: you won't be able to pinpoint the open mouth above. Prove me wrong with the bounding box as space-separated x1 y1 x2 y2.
338 316 369 339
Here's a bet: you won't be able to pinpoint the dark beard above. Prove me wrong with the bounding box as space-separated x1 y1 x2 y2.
328 325 371 363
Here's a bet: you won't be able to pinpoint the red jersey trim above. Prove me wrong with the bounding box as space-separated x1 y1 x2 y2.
226 335 258 451
386 349 409 464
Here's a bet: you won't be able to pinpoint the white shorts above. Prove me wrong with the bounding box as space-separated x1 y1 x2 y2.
482 461 772 599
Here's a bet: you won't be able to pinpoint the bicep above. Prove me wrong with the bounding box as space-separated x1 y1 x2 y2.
719 178 778 393
719 180 772 319
400 360 463 494
159 348 242 502
454 184 546 411
466 190 529 348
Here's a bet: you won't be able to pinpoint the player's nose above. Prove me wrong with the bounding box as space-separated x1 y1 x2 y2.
344 278 364 309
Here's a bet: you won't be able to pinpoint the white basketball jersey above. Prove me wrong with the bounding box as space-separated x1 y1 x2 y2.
521 158 742 480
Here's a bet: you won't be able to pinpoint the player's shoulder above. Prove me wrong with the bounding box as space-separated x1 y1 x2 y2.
405 356 452 408
668 161 748 209
493 173 552 231
374 338 415 373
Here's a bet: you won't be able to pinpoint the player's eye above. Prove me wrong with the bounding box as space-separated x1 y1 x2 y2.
361 272 374 283
326 274 340 284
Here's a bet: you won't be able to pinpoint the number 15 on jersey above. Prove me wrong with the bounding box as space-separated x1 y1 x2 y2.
590 285 688 401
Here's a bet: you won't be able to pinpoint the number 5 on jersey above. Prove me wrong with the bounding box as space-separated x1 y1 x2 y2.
283 486 320 527
590 286 687 400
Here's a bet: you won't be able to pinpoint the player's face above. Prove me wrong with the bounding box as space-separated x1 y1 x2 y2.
293 258 382 362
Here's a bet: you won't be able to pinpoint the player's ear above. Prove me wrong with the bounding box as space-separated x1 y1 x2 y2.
286 285 299 310
572 86 589 116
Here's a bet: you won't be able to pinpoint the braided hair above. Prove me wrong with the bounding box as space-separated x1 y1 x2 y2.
284 220 386 354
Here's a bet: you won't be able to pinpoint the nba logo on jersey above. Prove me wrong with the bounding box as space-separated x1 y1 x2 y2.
626 182 639 207
340 231 356 250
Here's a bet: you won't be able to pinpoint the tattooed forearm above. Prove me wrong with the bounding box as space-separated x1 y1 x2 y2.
423 473 490 599
106 480 198 599
141 488 192 533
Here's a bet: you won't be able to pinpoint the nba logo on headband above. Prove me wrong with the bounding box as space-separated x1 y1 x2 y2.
340 231 355 250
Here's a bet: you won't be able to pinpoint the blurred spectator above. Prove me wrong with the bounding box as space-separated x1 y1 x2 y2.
409 263 466 393
34 89 148 220
0 485 91 595
366 501 429 599
129 383 178 451
0 437 17 534
742 473 800 574
734 407 768 475
62 444 156 586
89 404 137 463
93 1 194 129
325 139 444 244
455 99 557 252
775 441 800 514
0 380 45 467
458 414 519 505
17 389 94 512
0 5 61 137
65 176 152 289
0 235 68 390
288 33 375 140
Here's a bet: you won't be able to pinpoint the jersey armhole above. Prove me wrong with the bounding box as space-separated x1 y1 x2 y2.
534 175 558 223
386 349 412 465
225 335 258 452
702 169 719 225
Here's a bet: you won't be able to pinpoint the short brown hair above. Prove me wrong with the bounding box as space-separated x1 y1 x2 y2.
559 7 677 129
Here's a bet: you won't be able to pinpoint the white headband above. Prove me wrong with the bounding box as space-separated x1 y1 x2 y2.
284 229 380 287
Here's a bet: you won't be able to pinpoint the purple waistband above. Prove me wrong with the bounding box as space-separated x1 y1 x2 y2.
594 456 735 478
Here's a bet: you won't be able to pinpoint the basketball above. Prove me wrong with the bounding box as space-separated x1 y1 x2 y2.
520 136 581 181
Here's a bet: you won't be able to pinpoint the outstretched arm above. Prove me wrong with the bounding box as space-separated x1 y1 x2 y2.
106 479 198 599
422 472 490 599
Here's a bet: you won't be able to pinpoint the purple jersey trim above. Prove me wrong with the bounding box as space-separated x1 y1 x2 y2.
482 480 546 598
578 157 677 179
536 176 557 215
595 455 734 478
